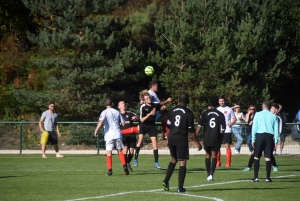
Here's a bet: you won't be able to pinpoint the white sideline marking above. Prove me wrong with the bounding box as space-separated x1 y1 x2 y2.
63 174 298 201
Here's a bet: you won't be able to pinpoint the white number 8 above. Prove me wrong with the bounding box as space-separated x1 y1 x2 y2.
210 118 216 128
174 115 181 126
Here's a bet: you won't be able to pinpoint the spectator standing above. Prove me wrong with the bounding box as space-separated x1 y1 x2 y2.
232 104 245 154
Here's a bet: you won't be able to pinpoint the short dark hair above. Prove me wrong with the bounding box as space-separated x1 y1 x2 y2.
105 97 113 106
271 103 279 110
149 80 158 89
263 100 271 110
218 95 225 101
178 92 189 104
209 97 219 108
49 102 55 106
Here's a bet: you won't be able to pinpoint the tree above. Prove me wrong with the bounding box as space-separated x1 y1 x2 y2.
149 0 300 116
15 0 146 120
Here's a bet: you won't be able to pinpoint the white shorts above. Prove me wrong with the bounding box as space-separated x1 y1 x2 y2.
105 139 124 151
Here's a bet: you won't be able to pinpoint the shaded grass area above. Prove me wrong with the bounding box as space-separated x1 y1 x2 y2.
0 154 299 201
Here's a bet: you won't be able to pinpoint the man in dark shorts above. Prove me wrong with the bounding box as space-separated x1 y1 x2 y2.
39 102 64 158
134 90 162 169
251 100 279 182
162 93 202 193
118 101 139 172
196 97 226 181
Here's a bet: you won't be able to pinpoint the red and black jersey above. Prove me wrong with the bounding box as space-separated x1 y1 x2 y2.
167 105 195 146
198 108 226 146
120 111 139 130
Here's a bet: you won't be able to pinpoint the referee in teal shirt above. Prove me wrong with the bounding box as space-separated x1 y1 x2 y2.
251 100 279 182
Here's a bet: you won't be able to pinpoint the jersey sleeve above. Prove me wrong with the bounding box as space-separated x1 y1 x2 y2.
220 113 226 131
41 112 46 120
99 110 106 121
188 111 195 133
198 112 205 127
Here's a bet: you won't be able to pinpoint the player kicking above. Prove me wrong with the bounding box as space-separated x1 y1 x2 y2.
118 101 139 172
217 96 236 167
162 93 202 193
94 97 129 176
134 90 163 169
196 97 226 181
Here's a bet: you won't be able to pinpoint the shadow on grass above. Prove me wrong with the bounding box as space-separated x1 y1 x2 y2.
0 176 19 179
188 187 286 192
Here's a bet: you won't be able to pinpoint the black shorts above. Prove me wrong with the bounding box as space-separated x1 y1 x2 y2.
280 133 285 142
220 132 232 144
122 136 136 148
169 145 189 160
139 125 157 137
47 131 58 145
204 146 220 153
254 133 274 159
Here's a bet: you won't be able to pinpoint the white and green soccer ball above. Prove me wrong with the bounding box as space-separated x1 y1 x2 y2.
144 66 154 76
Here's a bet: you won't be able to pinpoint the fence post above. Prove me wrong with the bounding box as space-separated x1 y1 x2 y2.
19 122 23 154
97 134 99 155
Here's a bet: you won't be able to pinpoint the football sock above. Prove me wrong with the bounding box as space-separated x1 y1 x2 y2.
106 155 112 170
154 149 159 162
266 161 272 179
164 162 176 183
271 154 277 166
118 152 126 166
254 159 260 178
226 148 231 165
248 154 254 168
211 158 216 176
127 153 134 163
217 151 221 165
135 147 140 159
162 121 168 137
178 166 186 190
205 158 211 176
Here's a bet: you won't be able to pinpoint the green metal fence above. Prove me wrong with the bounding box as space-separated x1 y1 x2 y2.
0 121 299 154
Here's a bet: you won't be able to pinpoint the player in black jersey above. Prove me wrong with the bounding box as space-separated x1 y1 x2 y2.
196 97 226 181
134 90 163 169
162 93 202 193
118 101 139 172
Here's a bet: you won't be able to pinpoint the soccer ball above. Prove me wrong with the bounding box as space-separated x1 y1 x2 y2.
144 66 154 76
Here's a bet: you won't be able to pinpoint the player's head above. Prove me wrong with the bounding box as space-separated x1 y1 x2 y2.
105 97 114 107
218 95 226 107
178 92 189 105
270 103 279 114
118 101 126 110
139 89 149 101
262 100 271 110
149 80 158 91
48 102 55 110
209 97 219 108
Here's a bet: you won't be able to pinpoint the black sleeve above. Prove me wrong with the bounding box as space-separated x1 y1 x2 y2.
220 114 226 131
281 111 287 125
198 112 205 126
188 111 195 133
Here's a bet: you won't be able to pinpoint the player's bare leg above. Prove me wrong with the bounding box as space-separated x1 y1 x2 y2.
42 144 47 158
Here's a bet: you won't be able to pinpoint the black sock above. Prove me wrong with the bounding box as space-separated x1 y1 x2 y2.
135 147 140 160
178 166 186 190
266 161 272 179
127 153 133 163
154 149 158 162
164 162 176 183
211 158 216 176
248 154 254 168
254 159 260 179
271 155 277 167
205 158 211 176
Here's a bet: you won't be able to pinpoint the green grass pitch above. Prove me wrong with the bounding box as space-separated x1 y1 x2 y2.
0 154 299 201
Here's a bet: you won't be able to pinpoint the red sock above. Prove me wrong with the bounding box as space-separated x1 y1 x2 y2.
119 152 126 166
216 151 221 166
162 122 168 137
121 127 138 134
226 148 231 166
106 155 112 170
